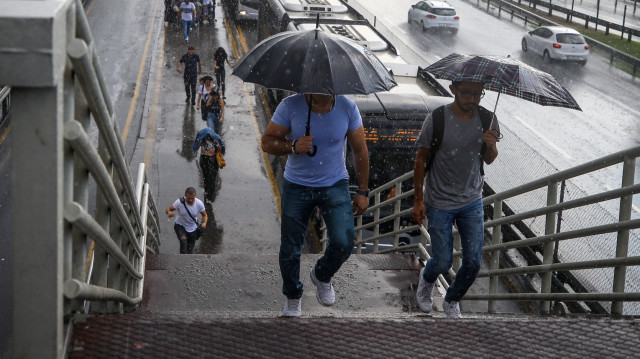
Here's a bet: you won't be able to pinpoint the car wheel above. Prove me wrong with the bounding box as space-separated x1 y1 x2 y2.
580 60 587 66
408 13 412 24
451 28 458 35
521 39 528 52
421 21 427 33
543 50 552 63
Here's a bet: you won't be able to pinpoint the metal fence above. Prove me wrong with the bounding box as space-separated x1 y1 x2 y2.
0 1 160 358
321 145 640 317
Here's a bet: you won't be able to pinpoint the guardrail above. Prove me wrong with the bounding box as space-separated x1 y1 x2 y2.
0 1 161 357
319 145 640 317
466 0 640 74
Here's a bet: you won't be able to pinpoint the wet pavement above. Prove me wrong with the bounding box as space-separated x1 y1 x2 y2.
129 14 281 255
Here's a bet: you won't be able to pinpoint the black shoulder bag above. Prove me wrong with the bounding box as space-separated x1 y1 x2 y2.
180 197 204 238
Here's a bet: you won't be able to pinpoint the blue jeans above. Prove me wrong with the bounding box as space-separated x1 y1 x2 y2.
422 199 485 302
182 19 192 39
206 112 221 134
280 179 354 299
174 223 198 254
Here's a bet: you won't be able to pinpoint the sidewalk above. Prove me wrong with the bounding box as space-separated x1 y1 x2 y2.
129 13 281 255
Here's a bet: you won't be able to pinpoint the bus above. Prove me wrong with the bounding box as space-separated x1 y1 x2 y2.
221 0 259 21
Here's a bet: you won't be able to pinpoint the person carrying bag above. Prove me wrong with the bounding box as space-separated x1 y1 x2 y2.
165 187 207 254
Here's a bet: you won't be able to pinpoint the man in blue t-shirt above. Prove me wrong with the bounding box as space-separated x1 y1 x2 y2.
178 46 202 106
262 93 370 317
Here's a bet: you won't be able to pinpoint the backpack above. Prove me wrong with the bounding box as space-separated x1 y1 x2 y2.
425 105 494 175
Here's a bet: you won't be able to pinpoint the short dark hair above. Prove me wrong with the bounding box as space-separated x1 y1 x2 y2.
185 187 196 196
188 46 195 50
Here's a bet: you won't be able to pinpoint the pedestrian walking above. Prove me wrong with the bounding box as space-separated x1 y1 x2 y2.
202 0 214 23
213 47 232 98
204 89 224 134
166 187 208 254
261 93 370 317
413 80 500 318
193 128 225 202
194 0 202 26
196 75 217 122
178 0 196 42
178 46 202 106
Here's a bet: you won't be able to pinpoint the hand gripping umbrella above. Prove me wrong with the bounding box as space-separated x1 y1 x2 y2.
232 18 397 156
425 53 581 128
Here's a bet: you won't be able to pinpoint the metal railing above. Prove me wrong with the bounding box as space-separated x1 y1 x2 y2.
320 145 640 317
0 1 160 357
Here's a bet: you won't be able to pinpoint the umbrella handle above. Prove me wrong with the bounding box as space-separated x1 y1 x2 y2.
307 145 317 157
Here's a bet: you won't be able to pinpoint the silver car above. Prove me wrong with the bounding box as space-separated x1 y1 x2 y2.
408 0 459 34
521 26 589 65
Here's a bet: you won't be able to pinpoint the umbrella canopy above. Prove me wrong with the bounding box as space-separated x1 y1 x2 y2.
232 29 397 95
425 53 581 111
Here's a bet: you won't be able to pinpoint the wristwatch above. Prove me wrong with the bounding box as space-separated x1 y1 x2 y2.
291 140 299 154
356 189 369 197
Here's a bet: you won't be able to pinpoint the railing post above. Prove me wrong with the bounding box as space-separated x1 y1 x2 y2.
453 227 462 271
540 181 558 313
373 192 381 252
488 199 503 313
611 155 636 315
2 1 76 357
392 182 402 248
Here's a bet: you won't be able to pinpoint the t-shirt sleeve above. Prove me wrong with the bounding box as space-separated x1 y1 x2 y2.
195 54 201 63
271 98 291 129
196 199 205 213
415 113 433 149
347 100 363 131
173 198 182 209
179 55 185 64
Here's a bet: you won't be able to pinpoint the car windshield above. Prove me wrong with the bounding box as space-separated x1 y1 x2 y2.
432 8 456 16
556 33 585 44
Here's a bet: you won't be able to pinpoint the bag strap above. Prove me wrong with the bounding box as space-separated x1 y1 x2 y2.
425 105 445 173
477 105 493 176
180 197 199 225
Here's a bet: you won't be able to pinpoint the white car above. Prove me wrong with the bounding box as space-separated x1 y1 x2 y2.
521 26 589 65
408 0 459 34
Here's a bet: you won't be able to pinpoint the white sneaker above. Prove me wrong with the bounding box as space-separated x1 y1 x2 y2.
310 268 335 306
283 298 302 317
443 300 462 318
416 268 435 313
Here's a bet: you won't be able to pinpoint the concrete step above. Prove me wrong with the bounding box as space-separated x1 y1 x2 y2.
141 253 424 316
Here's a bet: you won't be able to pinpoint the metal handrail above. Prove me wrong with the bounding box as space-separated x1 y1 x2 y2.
3 1 162 357
324 145 640 317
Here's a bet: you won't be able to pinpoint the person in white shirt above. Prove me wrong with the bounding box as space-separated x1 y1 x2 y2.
178 0 197 42
166 187 208 254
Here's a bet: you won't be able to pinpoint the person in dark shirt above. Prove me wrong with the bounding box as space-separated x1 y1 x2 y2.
213 47 232 98
178 46 202 106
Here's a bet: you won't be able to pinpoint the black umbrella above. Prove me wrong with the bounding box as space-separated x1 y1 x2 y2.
425 53 581 128
232 25 397 156
232 29 397 95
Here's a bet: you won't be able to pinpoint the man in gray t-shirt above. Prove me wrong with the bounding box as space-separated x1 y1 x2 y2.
413 80 500 318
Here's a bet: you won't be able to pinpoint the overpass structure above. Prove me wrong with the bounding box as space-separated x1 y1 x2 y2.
1 0 640 357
